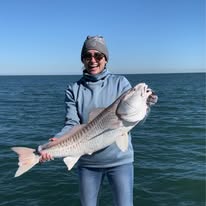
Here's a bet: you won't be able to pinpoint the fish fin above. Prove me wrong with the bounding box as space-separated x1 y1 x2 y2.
88 108 105 122
116 133 129 152
47 125 87 147
67 125 86 134
11 147 40 177
63 156 80 170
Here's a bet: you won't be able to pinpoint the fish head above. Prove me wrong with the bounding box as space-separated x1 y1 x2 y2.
116 83 158 122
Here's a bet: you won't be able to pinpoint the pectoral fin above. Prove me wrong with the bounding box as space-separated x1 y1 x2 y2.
116 133 129 152
63 156 80 170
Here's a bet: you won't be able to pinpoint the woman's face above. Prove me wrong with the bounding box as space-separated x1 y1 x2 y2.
82 50 107 75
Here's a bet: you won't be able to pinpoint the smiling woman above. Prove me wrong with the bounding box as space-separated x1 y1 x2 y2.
38 35 138 206
81 36 109 75
82 50 107 75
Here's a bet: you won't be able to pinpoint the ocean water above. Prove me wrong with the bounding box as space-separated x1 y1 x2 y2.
0 73 205 206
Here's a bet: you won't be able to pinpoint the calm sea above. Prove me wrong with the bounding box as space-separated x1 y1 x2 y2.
0 73 205 206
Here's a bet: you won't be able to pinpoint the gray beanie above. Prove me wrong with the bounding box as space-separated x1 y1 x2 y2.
81 35 109 62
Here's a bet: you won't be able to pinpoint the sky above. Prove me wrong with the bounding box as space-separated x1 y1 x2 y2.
0 0 205 75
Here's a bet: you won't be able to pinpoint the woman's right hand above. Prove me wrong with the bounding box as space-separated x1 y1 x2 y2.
39 137 58 162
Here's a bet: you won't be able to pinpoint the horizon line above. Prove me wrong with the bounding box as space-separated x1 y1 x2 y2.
0 71 205 76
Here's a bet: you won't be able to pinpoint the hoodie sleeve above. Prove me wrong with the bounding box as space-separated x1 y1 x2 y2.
54 84 80 137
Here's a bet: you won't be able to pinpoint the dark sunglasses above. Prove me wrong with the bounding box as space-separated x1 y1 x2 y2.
83 52 105 61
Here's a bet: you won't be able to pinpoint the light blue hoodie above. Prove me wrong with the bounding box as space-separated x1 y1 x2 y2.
55 68 134 168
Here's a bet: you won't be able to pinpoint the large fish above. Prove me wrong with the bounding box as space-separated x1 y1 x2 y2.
11 83 158 177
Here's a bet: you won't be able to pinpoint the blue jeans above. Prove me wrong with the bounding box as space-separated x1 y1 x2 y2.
78 163 134 206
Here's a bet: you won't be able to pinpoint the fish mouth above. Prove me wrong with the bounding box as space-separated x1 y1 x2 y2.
147 91 158 106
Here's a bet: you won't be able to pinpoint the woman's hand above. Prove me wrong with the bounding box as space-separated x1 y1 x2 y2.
39 137 58 162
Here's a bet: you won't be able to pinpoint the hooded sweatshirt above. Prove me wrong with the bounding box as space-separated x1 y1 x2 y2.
55 68 134 168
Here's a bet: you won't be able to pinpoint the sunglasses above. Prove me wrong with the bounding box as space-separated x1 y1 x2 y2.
83 52 105 61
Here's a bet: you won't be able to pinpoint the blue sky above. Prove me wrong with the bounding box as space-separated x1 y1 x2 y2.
0 0 205 75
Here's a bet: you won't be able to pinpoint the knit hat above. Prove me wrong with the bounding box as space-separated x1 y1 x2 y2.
81 35 109 62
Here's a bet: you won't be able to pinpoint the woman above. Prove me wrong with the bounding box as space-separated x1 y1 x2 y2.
41 35 134 206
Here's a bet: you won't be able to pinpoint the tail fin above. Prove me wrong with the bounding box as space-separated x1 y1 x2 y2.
11 147 40 177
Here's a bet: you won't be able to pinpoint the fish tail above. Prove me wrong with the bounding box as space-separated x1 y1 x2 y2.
11 147 40 177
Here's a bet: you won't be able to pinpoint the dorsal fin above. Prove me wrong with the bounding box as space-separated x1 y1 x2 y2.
56 124 87 142
88 108 105 122
41 124 86 149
